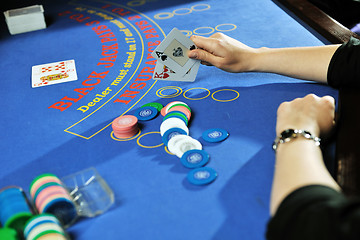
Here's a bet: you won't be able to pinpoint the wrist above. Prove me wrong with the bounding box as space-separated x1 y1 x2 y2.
247 47 268 72
276 124 320 137
272 129 321 151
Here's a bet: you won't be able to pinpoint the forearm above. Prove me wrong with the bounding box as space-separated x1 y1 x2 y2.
252 45 341 83
270 138 341 216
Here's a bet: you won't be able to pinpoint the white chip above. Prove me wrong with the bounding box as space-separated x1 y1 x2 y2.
167 135 189 155
160 117 188 136
168 135 202 158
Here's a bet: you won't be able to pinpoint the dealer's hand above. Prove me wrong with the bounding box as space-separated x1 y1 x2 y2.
187 33 258 73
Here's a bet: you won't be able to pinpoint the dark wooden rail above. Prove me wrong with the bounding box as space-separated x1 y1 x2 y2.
275 0 360 196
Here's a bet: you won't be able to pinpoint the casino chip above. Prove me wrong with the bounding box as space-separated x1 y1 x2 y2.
164 101 189 114
24 214 67 240
167 105 191 121
202 128 229 143
162 127 188 146
134 106 158 121
160 105 167 116
167 135 188 155
168 103 191 113
112 115 139 139
160 117 188 136
141 102 163 112
167 135 202 158
187 167 218 185
180 149 209 168
163 111 188 125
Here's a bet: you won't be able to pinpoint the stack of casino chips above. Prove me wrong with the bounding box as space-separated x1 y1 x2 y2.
160 101 208 163
112 115 139 139
24 213 68 240
0 186 33 232
112 103 162 139
160 101 227 185
160 101 198 155
30 174 77 226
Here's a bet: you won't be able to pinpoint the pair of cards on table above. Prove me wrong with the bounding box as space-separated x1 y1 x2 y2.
152 28 200 82
31 59 78 88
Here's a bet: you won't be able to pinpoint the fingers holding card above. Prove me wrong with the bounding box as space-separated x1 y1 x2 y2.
152 28 200 82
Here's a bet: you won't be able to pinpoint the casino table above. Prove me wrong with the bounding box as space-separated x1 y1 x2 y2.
0 0 339 239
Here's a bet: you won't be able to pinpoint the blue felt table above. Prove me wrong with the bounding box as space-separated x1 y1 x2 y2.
0 0 338 239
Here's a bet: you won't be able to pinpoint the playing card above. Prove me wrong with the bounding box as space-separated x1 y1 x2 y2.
151 28 198 77
31 59 78 88
153 60 200 82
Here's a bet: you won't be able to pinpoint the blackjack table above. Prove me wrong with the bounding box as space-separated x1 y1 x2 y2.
0 0 341 239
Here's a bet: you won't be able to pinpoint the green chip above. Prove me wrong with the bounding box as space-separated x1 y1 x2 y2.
141 102 163 112
163 111 188 125
167 103 191 113
0 228 18 240
5 212 33 232
29 173 59 191
33 230 66 240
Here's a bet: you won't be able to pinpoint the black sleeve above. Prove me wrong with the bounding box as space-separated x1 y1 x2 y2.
266 185 360 240
327 37 360 89
308 0 360 27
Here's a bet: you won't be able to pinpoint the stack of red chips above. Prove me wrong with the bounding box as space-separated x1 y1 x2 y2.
112 115 139 138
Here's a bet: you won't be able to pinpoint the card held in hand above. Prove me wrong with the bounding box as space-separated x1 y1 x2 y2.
151 28 199 78
31 59 78 88
153 61 200 82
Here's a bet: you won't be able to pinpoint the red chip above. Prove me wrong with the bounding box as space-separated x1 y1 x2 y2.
167 106 191 120
112 115 138 132
112 115 139 139
160 106 167 116
113 128 139 139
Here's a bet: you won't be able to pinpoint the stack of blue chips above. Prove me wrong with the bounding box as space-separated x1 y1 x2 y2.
0 186 33 233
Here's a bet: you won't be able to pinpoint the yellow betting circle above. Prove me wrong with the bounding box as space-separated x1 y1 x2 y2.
173 8 192 15
127 0 146 7
181 30 193 37
211 89 240 102
137 131 164 149
154 12 174 20
183 87 211 100
191 4 211 11
156 86 183 98
164 145 175 155
215 23 237 32
193 27 215 35
110 129 142 142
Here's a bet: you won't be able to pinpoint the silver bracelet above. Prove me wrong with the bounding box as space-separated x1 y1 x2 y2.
272 129 321 151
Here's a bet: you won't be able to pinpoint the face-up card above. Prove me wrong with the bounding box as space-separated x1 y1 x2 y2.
151 28 198 77
31 59 78 88
153 60 200 82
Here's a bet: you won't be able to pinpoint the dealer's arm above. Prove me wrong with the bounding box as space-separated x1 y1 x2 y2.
188 33 340 83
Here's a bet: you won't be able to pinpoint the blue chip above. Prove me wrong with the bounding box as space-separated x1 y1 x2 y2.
187 167 217 185
134 106 158 121
202 128 229 143
162 127 188 146
43 198 77 226
181 149 209 169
